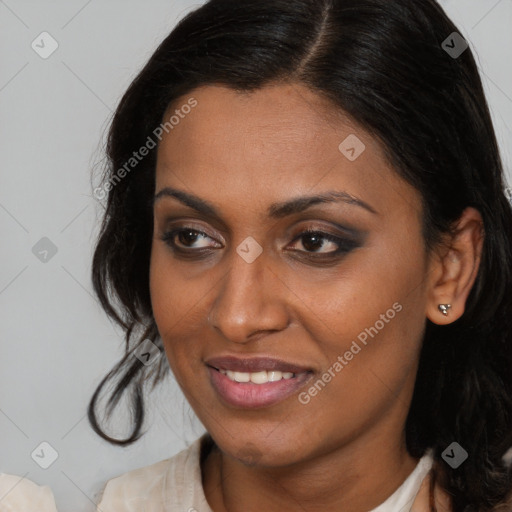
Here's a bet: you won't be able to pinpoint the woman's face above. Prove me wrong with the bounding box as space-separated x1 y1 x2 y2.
150 83 431 466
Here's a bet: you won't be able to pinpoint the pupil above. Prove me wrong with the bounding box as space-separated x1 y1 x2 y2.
303 233 322 252
180 230 198 245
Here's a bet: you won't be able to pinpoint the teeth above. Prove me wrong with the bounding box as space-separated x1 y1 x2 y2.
219 369 295 383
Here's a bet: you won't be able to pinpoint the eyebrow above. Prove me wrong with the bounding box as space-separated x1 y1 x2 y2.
153 187 378 218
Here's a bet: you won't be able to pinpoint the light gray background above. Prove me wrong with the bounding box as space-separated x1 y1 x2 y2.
0 1 511 511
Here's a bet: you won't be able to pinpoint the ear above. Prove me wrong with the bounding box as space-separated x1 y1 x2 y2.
426 207 484 325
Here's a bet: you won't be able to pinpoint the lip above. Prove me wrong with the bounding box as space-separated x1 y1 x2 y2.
205 356 313 409
205 356 312 374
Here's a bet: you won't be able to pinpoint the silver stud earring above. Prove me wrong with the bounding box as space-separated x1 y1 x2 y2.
438 304 452 316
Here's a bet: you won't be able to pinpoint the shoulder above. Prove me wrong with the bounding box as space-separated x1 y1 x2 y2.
96 457 174 510
96 434 213 512
0 474 57 512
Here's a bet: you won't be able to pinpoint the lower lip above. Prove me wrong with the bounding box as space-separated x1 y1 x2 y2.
207 366 313 409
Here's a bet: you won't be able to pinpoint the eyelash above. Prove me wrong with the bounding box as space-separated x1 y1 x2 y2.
159 226 359 260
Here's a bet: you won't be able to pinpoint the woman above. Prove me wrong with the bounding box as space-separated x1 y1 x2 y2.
89 0 512 510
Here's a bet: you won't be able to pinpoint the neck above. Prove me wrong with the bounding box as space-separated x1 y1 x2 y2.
202 424 420 512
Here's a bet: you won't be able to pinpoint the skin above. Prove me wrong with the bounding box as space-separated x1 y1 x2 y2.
149 83 484 511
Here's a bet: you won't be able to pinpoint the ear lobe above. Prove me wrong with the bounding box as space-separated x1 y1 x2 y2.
426 207 484 325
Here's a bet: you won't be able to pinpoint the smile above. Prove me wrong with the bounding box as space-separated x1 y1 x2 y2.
217 369 295 384
207 362 313 409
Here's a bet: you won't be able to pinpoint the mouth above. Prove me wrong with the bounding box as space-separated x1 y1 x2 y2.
205 356 314 409
214 368 296 384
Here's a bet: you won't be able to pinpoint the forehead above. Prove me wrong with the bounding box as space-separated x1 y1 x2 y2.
154 83 420 222
157 83 366 166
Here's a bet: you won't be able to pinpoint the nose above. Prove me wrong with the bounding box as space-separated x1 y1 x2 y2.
208 246 290 344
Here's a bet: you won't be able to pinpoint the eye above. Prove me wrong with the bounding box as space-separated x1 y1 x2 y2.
288 228 358 255
160 228 221 251
160 225 361 259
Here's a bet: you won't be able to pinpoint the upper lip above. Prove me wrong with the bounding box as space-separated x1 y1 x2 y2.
205 356 312 374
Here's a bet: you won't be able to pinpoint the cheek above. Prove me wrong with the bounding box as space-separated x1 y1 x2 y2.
290 235 427 351
149 243 209 373
287 230 427 385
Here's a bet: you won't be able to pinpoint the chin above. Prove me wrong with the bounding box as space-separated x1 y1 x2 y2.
212 429 309 468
